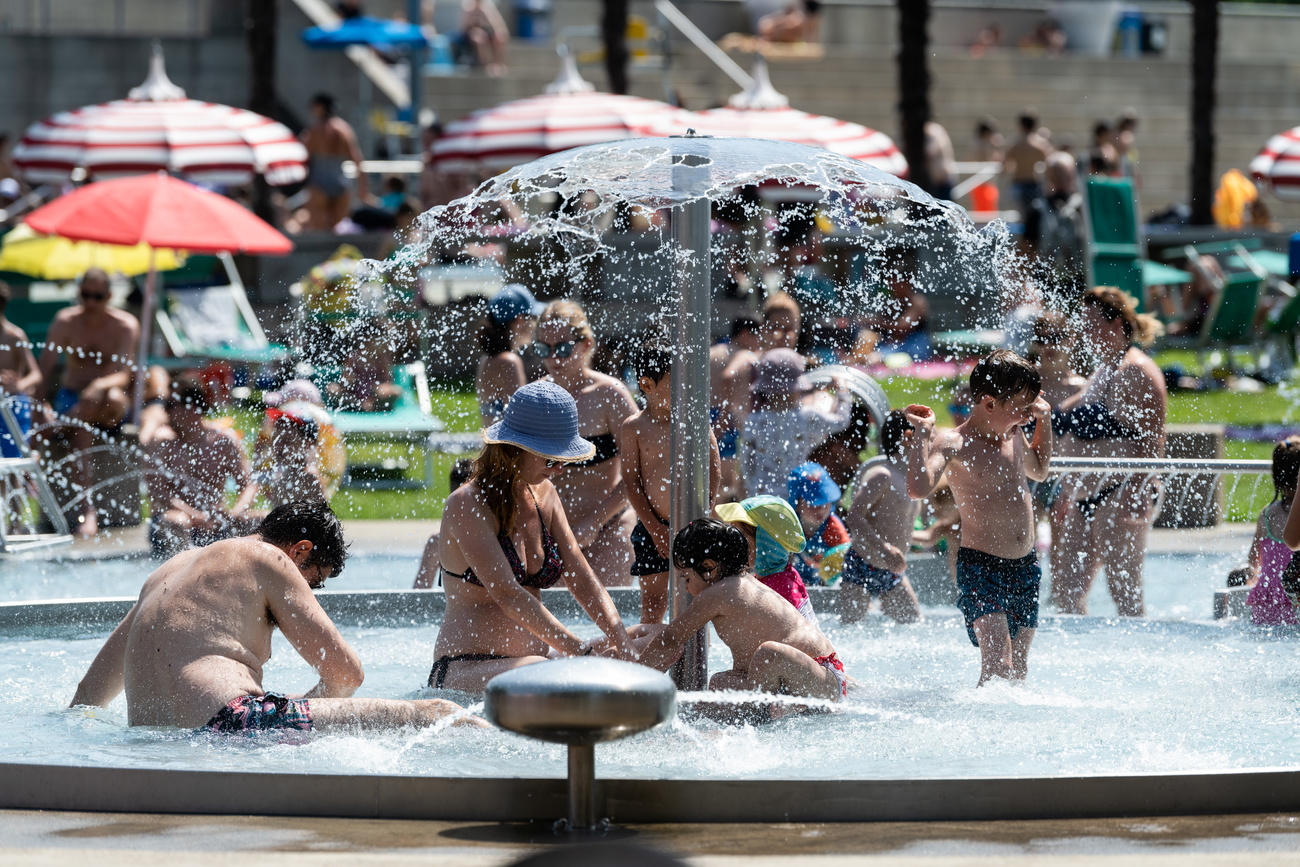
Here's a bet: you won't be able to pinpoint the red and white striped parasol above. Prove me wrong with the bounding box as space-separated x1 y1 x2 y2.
1250 127 1300 200
431 53 681 175
13 45 307 187
643 60 908 180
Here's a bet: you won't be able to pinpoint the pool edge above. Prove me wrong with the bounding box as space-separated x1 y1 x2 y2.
3 763 1299 822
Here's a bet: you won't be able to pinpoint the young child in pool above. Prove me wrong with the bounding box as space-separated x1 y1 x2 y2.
1242 436 1300 626
788 461 850 588
715 495 816 625
635 518 847 702
905 349 1052 686
620 338 721 624
840 410 923 625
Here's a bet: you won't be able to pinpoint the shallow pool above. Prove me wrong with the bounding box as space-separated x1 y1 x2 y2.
1 546 1296 781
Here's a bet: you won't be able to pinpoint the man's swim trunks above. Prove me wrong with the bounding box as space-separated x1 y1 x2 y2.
53 387 78 416
840 548 903 595
630 518 670 577
204 693 313 733
816 652 847 699
955 547 1041 648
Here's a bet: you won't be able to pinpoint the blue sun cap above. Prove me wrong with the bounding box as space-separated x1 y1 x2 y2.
482 380 595 462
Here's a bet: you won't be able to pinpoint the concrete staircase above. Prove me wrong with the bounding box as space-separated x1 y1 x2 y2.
423 38 1300 224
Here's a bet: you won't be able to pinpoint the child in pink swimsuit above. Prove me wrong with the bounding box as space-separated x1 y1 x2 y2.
1246 437 1300 626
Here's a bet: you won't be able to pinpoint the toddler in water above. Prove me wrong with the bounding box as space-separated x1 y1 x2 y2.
788 461 851 588
634 518 847 703
716 495 817 624
905 350 1052 686
1243 437 1300 626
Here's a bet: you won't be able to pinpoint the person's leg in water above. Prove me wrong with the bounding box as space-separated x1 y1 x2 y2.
1050 484 1103 614
840 580 870 624
309 697 489 730
639 570 668 624
62 382 128 535
1092 479 1156 618
972 612 1014 685
745 641 842 702
879 576 922 623
583 508 636 587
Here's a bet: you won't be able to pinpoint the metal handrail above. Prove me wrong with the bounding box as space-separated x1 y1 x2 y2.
653 0 752 90
1048 457 1271 475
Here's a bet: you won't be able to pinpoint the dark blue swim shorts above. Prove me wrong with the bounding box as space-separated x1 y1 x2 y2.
841 548 903 595
956 547 1041 647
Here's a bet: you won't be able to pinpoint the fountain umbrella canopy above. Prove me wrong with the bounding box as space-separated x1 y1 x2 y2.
408 135 1003 686
12 43 308 187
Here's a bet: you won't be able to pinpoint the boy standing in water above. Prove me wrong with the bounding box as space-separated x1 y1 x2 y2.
840 411 923 625
620 339 721 624
905 350 1052 685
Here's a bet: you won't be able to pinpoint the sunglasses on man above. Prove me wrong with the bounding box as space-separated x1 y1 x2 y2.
534 340 577 359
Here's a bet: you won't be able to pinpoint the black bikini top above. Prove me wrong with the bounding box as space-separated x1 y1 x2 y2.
443 488 564 590
569 431 618 468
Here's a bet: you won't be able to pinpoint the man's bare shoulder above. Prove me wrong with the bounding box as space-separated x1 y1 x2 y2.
104 307 141 331
1 319 29 342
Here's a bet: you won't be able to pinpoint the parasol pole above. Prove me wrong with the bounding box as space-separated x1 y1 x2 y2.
131 247 157 425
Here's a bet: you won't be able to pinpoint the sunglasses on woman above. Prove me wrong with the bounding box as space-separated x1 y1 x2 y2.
534 340 577 359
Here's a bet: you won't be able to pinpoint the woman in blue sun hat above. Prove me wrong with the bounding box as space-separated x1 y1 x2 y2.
430 380 638 693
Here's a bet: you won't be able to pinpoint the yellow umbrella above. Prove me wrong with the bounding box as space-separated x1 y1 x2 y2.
0 222 184 279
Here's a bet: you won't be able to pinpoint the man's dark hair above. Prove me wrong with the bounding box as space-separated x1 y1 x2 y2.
167 375 210 413
0 280 9 315
673 518 749 582
1093 120 1112 140
976 116 998 137
880 409 913 458
1018 111 1037 132
969 349 1041 403
731 315 760 340
450 457 474 491
258 500 349 577
633 340 674 384
311 93 337 116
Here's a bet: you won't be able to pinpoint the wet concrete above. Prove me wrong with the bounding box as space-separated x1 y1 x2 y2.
4 810 1300 865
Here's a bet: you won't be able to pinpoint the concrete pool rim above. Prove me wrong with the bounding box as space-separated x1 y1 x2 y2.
4 590 1292 823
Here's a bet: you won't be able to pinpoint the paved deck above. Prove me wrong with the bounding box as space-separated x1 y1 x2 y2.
4 809 1300 865
64 522 1256 562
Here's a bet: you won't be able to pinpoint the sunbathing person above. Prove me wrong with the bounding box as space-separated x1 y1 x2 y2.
36 268 139 535
71 501 484 732
142 376 259 558
634 518 847 703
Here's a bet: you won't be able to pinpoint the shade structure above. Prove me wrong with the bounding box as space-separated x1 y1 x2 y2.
1250 126 1300 201
431 53 680 174
12 45 307 187
0 223 184 280
303 15 430 49
642 60 907 179
25 172 292 255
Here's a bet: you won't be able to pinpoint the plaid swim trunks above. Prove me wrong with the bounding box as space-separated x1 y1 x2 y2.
203 693 313 734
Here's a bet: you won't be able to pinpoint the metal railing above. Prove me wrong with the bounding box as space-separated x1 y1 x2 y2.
1049 457 1271 475
653 0 752 90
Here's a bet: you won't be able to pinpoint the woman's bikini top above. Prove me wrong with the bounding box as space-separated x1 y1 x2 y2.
443 488 564 590
568 431 618 468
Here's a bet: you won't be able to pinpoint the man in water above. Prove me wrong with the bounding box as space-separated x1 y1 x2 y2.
71 501 484 732
37 268 139 535
300 93 369 231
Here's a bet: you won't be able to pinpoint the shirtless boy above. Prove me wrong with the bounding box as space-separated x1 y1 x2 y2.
71 501 483 732
143 376 259 558
37 268 139 534
634 518 846 703
0 281 42 455
840 410 922 625
621 339 721 624
905 350 1052 686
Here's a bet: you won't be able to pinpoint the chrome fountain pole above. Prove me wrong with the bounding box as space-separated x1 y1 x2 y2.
668 133 712 692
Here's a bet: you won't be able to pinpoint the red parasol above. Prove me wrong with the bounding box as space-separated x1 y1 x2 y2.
26 171 292 419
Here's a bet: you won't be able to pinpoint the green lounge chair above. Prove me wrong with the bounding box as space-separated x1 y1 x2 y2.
150 253 289 368
1081 176 1147 308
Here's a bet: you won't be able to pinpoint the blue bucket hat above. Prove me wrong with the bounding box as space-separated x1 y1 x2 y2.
482 381 595 462
787 461 842 507
489 283 545 326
